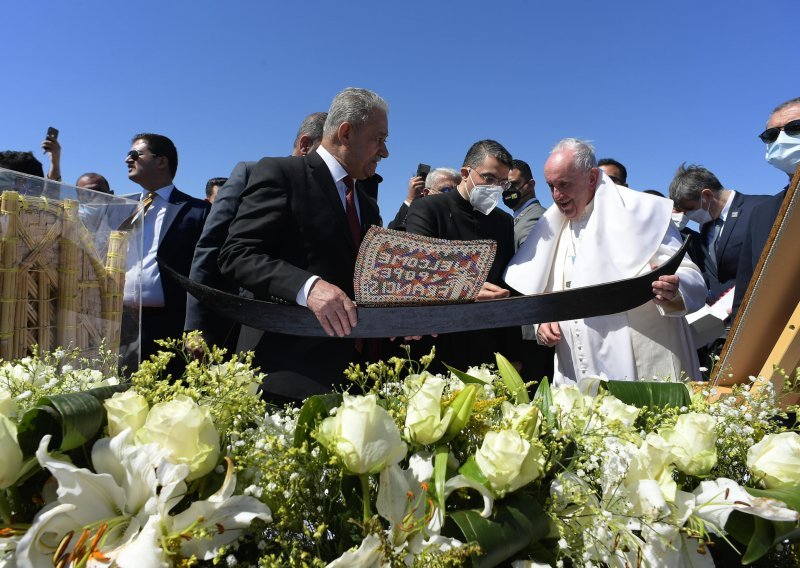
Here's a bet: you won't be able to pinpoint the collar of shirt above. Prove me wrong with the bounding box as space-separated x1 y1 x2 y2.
513 197 539 218
316 145 358 213
718 189 736 223
142 184 174 203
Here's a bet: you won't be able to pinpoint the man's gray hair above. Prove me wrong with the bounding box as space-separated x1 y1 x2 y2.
293 112 328 147
668 163 723 203
551 138 597 171
771 96 800 116
323 88 388 138
426 167 460 188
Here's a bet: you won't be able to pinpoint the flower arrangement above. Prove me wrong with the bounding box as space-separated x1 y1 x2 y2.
0 337 799 567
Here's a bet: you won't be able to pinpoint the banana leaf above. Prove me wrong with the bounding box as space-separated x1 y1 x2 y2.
449 493 552 567
293 393 342 448
444 363 493 386
16 384 128 455
605 380 690 408
532 378 555 431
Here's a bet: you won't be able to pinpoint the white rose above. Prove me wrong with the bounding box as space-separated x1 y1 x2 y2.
476 429 546 497
0 389 17 419
135 395 220 481
404 374 453 446
627 433 677 503
104 390 149 437
0 414 23 489
317 394 407 475
598 395 640 427
660 413 717 476
747 432 800 488
552 385 590 431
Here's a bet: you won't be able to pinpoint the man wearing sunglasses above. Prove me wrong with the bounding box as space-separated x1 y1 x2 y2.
668 164 768 306
120 133 210 369
403 139 521 374
733 96 800 317
387 167 460 230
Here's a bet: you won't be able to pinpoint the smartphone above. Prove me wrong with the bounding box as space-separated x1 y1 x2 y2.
415 163 431 180
46 126 59 141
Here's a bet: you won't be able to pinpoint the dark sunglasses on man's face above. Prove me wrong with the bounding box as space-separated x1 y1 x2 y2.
126 149 158 161
758 119 800 144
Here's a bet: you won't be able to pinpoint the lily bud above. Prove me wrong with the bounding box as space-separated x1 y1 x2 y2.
443 384 479 440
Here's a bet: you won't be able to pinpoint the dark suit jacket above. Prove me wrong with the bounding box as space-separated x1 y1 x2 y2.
218 151 382 399
732 189 787 317
701 192 769 303
387 202 409 230
185 161 256 351
403 190 520 372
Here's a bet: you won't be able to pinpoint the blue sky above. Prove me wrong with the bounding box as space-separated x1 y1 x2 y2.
4 1 796 221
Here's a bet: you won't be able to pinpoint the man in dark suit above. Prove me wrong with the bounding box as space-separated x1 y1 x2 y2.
402 139 522 374
184 112 327 356
218 88 387 401
120 133 210 368
669 163 768 305
733 96 800 317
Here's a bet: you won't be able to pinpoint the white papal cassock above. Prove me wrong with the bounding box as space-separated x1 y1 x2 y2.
504 174 706 386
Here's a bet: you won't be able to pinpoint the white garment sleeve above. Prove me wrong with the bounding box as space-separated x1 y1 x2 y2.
295 276 320 307
650 225 707 317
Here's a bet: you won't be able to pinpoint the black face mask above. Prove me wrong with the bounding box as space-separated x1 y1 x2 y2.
502 188 522 209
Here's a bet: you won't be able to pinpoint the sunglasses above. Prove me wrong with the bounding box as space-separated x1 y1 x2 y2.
758 119 800 144
126 149 159 161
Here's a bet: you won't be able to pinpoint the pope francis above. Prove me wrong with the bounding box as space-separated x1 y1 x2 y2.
504 138 706 386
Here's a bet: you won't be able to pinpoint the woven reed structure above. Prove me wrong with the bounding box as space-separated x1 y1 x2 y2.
0 191 127 360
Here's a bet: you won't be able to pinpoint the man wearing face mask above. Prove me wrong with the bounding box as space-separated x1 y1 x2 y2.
404 139 520 373
669 164 768 305
504 159 547 250
733 96 800 318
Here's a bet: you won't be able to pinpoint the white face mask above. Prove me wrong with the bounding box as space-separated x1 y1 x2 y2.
683 195 712 226
766 131 800 175
466 170 501 215
671 211 689 230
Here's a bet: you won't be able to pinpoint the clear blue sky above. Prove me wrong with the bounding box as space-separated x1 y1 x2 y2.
4 1 797 220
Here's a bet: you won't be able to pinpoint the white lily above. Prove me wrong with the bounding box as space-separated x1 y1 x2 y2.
326 533 389 568
15 431 270 567
691 477 799 533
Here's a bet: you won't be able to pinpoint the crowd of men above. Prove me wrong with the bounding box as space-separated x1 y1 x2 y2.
1 91 797 401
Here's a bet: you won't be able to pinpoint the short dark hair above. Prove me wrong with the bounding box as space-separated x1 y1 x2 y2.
511 159 533 182
668 163 723 203
598 158 628 184
205 177 228 198
77 172 111 194
643 189 665 198
132 133 178 178
462 139 513 170
294 112 327 148
0 151 44 177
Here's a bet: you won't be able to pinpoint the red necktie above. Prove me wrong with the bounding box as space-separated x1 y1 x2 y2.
343 176 362 249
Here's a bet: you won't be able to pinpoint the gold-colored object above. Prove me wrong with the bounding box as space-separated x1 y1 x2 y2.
0 191 127 360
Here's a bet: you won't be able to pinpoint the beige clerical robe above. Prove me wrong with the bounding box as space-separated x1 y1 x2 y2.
504 175 706 386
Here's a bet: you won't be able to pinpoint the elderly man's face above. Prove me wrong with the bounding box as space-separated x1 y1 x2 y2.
766 103 800 132
544 150 599 219
427 175 458 195
340 109 389 180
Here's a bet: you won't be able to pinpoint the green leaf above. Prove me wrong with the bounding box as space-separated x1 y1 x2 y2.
532 378 554 431
605 380 690 408
449 493 552 567
741 516 774 564
15 385 127 456
293 393 342 448
443 363 491 385
459 456 488 486
434 445 449 512
495 353 529 404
